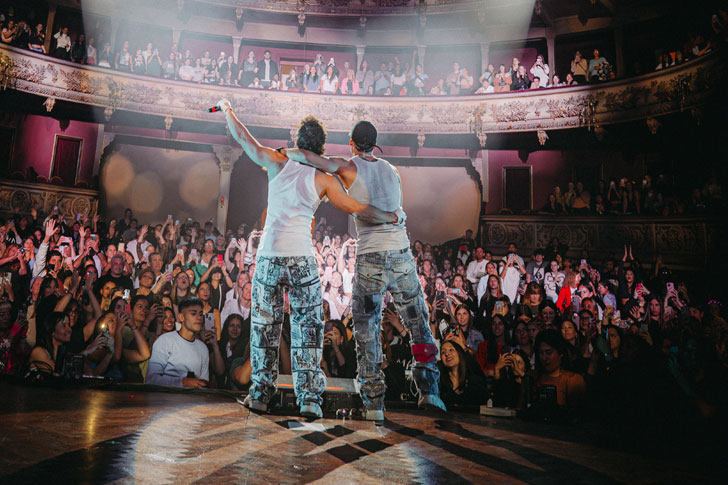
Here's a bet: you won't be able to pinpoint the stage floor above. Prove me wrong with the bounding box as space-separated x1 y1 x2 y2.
0 381 717 484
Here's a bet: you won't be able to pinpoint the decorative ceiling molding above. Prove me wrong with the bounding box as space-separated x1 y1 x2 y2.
1 46 721 137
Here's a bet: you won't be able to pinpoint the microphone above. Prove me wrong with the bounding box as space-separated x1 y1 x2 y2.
207 105 223 113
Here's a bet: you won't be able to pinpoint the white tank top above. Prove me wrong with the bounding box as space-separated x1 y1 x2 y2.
257 160 320 257
348 156 410 254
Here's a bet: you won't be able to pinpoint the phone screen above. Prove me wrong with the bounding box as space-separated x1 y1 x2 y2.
217 254 224 265
204 313 215 332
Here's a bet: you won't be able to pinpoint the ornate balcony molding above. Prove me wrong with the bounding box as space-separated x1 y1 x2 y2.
1 46 722 137
481 215 721 269
195 0 479 17
0 180 99 222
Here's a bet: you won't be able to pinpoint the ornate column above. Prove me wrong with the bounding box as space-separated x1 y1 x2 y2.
44 3 57 55
479 42 490 73
172 28 183 48
614 25 625 78
355 45 366 71
212 144 242 233
417 45 427 70
546 33 556 84
232 36 242 65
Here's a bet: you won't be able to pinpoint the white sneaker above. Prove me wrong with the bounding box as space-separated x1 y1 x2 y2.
364 409 384 421
300 402 323 420
418 394 447 413
239 394 268 412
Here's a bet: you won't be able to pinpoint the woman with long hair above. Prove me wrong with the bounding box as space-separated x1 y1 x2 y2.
449 304 484 352
196 281 222 340
29 312 72 373
319 64 339 94
475 313 509 376
304 64 320 93
321 319 356 378
438 340 487 407
556 270 581 313
519 282 545 319
219 313 251 389
534 329 586 409
478 274 504 314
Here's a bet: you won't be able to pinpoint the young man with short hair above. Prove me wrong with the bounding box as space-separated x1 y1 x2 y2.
146 297 214 387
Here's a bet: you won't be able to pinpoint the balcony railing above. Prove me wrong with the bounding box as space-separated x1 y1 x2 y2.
0 179 99 222
481 214 721 269
1 45 721 138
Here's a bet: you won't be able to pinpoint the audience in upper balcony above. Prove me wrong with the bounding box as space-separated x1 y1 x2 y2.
258 50 278 88
52 26 71 59
115 40 131 72
28 23 45 53
512 65 531 91
530 55 550 85
494 64 511 92
588 49 613 82
356 60 374 94
0 6 722 100
480 63 495 87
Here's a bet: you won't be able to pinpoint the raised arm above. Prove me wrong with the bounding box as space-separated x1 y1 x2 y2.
317 172 397 224
284 148 350 174
219 99 287 170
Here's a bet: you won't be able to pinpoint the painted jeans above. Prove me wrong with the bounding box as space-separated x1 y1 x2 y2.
249 254 326 407
352 249 440 410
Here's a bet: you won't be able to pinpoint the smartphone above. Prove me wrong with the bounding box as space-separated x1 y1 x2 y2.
435 290 445 301
165 263 174 273
177 248 184 256
204 313 215 332
613 310 621 322
1 272 12 285
580 259 587 267
118 242 125 252
90 234 98 241
122 289 131 302
666 282 674 292
168 214 173 220
217 254 224 265
571 295 581 312
636 283 644 297
190 249 199 259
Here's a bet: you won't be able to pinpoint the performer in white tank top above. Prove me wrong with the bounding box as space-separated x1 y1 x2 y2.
217 100 399 420
286 120 446 421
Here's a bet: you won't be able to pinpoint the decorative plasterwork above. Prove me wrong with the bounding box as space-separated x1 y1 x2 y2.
0 180 99 221
2 46 721 136
483 215 718 268
197 0 481 16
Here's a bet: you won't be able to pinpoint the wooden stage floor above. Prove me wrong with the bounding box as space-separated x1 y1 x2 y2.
0 381 718 484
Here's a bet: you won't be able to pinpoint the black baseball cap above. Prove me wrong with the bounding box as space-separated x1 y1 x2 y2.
350 120 379 153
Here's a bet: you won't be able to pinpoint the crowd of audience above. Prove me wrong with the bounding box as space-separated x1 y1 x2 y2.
1 4 718 99
537 174 725 217
0 206 725 437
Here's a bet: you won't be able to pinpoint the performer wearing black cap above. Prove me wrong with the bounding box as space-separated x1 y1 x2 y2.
286 120 446 421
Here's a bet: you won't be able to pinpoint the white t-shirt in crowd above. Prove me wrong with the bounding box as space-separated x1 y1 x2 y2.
501 266 520 304
145 331 209 387
325 291 351 320
342 269 355 295
466 259 488 285
221 298 251 323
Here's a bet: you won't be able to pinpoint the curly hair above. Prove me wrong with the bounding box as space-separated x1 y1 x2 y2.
296 116 327 155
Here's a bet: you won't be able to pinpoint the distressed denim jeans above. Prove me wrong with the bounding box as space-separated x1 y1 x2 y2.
352 249 439 410
249 255 326 407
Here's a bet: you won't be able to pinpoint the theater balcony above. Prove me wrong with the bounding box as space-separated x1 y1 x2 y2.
0 44 720 139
